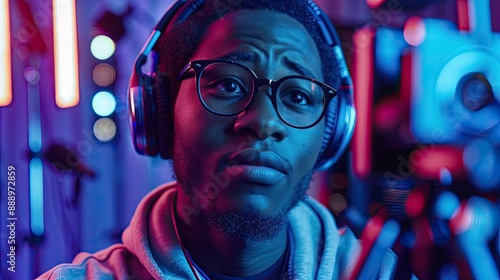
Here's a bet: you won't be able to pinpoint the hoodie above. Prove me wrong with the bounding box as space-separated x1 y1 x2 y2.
38 182 396 279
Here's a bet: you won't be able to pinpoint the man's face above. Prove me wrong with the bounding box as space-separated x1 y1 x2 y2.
173 9 325 238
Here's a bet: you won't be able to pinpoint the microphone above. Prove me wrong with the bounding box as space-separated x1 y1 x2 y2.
449 196 500 280
43 143 96 177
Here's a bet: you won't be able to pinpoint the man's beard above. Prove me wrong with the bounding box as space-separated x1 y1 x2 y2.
203 170 313 243
172 139 314 242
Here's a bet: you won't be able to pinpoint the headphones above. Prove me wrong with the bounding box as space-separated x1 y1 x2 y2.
128 0 356 171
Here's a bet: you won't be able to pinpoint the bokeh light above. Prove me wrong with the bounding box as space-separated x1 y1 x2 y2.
435 191 460 220
90 35 116 60
329 194 348 215
404 17 426 46
92 91 116 117
93 118 117 142
93 63 116 87
366 0 386 8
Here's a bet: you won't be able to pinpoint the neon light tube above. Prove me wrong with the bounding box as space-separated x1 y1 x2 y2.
30 157 44 236
0 0 12 106
352 28 375 178
28 84 42 153
53 0 79 108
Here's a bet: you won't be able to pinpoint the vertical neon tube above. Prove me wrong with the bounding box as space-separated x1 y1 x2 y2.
457 0 470 31
352 27 375 178
28 84 42 153
30 158 44 236
53 0 79 108
0 0 12 106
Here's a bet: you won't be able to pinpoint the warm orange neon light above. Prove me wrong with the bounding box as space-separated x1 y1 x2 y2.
0 0 12 106
53 0 79 108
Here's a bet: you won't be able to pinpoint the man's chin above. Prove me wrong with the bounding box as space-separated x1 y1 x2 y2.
203 206 288 243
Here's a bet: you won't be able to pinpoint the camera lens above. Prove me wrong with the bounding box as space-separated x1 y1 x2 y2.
457 73 494 112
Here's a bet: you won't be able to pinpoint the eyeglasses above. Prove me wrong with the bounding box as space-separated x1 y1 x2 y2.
178 60 337 128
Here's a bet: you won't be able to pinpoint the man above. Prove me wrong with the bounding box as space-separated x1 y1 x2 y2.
39 0 395 279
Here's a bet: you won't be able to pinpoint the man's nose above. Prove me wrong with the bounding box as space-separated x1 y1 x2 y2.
233 87 287 141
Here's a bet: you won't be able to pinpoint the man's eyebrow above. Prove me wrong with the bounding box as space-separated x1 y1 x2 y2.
284 57 317 80
217 51 256 63
216 52 318 80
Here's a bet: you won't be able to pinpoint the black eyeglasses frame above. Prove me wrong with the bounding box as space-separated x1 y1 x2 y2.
178 59 337 129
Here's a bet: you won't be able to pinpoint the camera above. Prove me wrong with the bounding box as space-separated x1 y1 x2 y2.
409 0 500 145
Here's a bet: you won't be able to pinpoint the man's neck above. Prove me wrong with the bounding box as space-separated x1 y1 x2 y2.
174 192 288 277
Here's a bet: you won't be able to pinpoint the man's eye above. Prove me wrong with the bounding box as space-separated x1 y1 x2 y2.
217 80 241 93
281 90 312 106
206 76 248 97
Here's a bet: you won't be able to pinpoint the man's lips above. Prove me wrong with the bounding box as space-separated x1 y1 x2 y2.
226 149 290 174
224 150 291 185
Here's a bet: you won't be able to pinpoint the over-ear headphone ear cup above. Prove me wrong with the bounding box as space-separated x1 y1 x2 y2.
315 86 356 171
129 74 160 156
144 75 161 156
153 72 174 159
315 96 339 169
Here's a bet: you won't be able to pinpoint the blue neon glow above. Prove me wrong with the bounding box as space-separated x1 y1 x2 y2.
143 30 161 55
435 191 459 220
92 91 117 117
439 167 453 186
439 263 459 280
28 85 42 152
400 230 416 248
463 139 500 191
376 27 407 85
29 157 44 236
469 0 492 44
90 35 115 60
